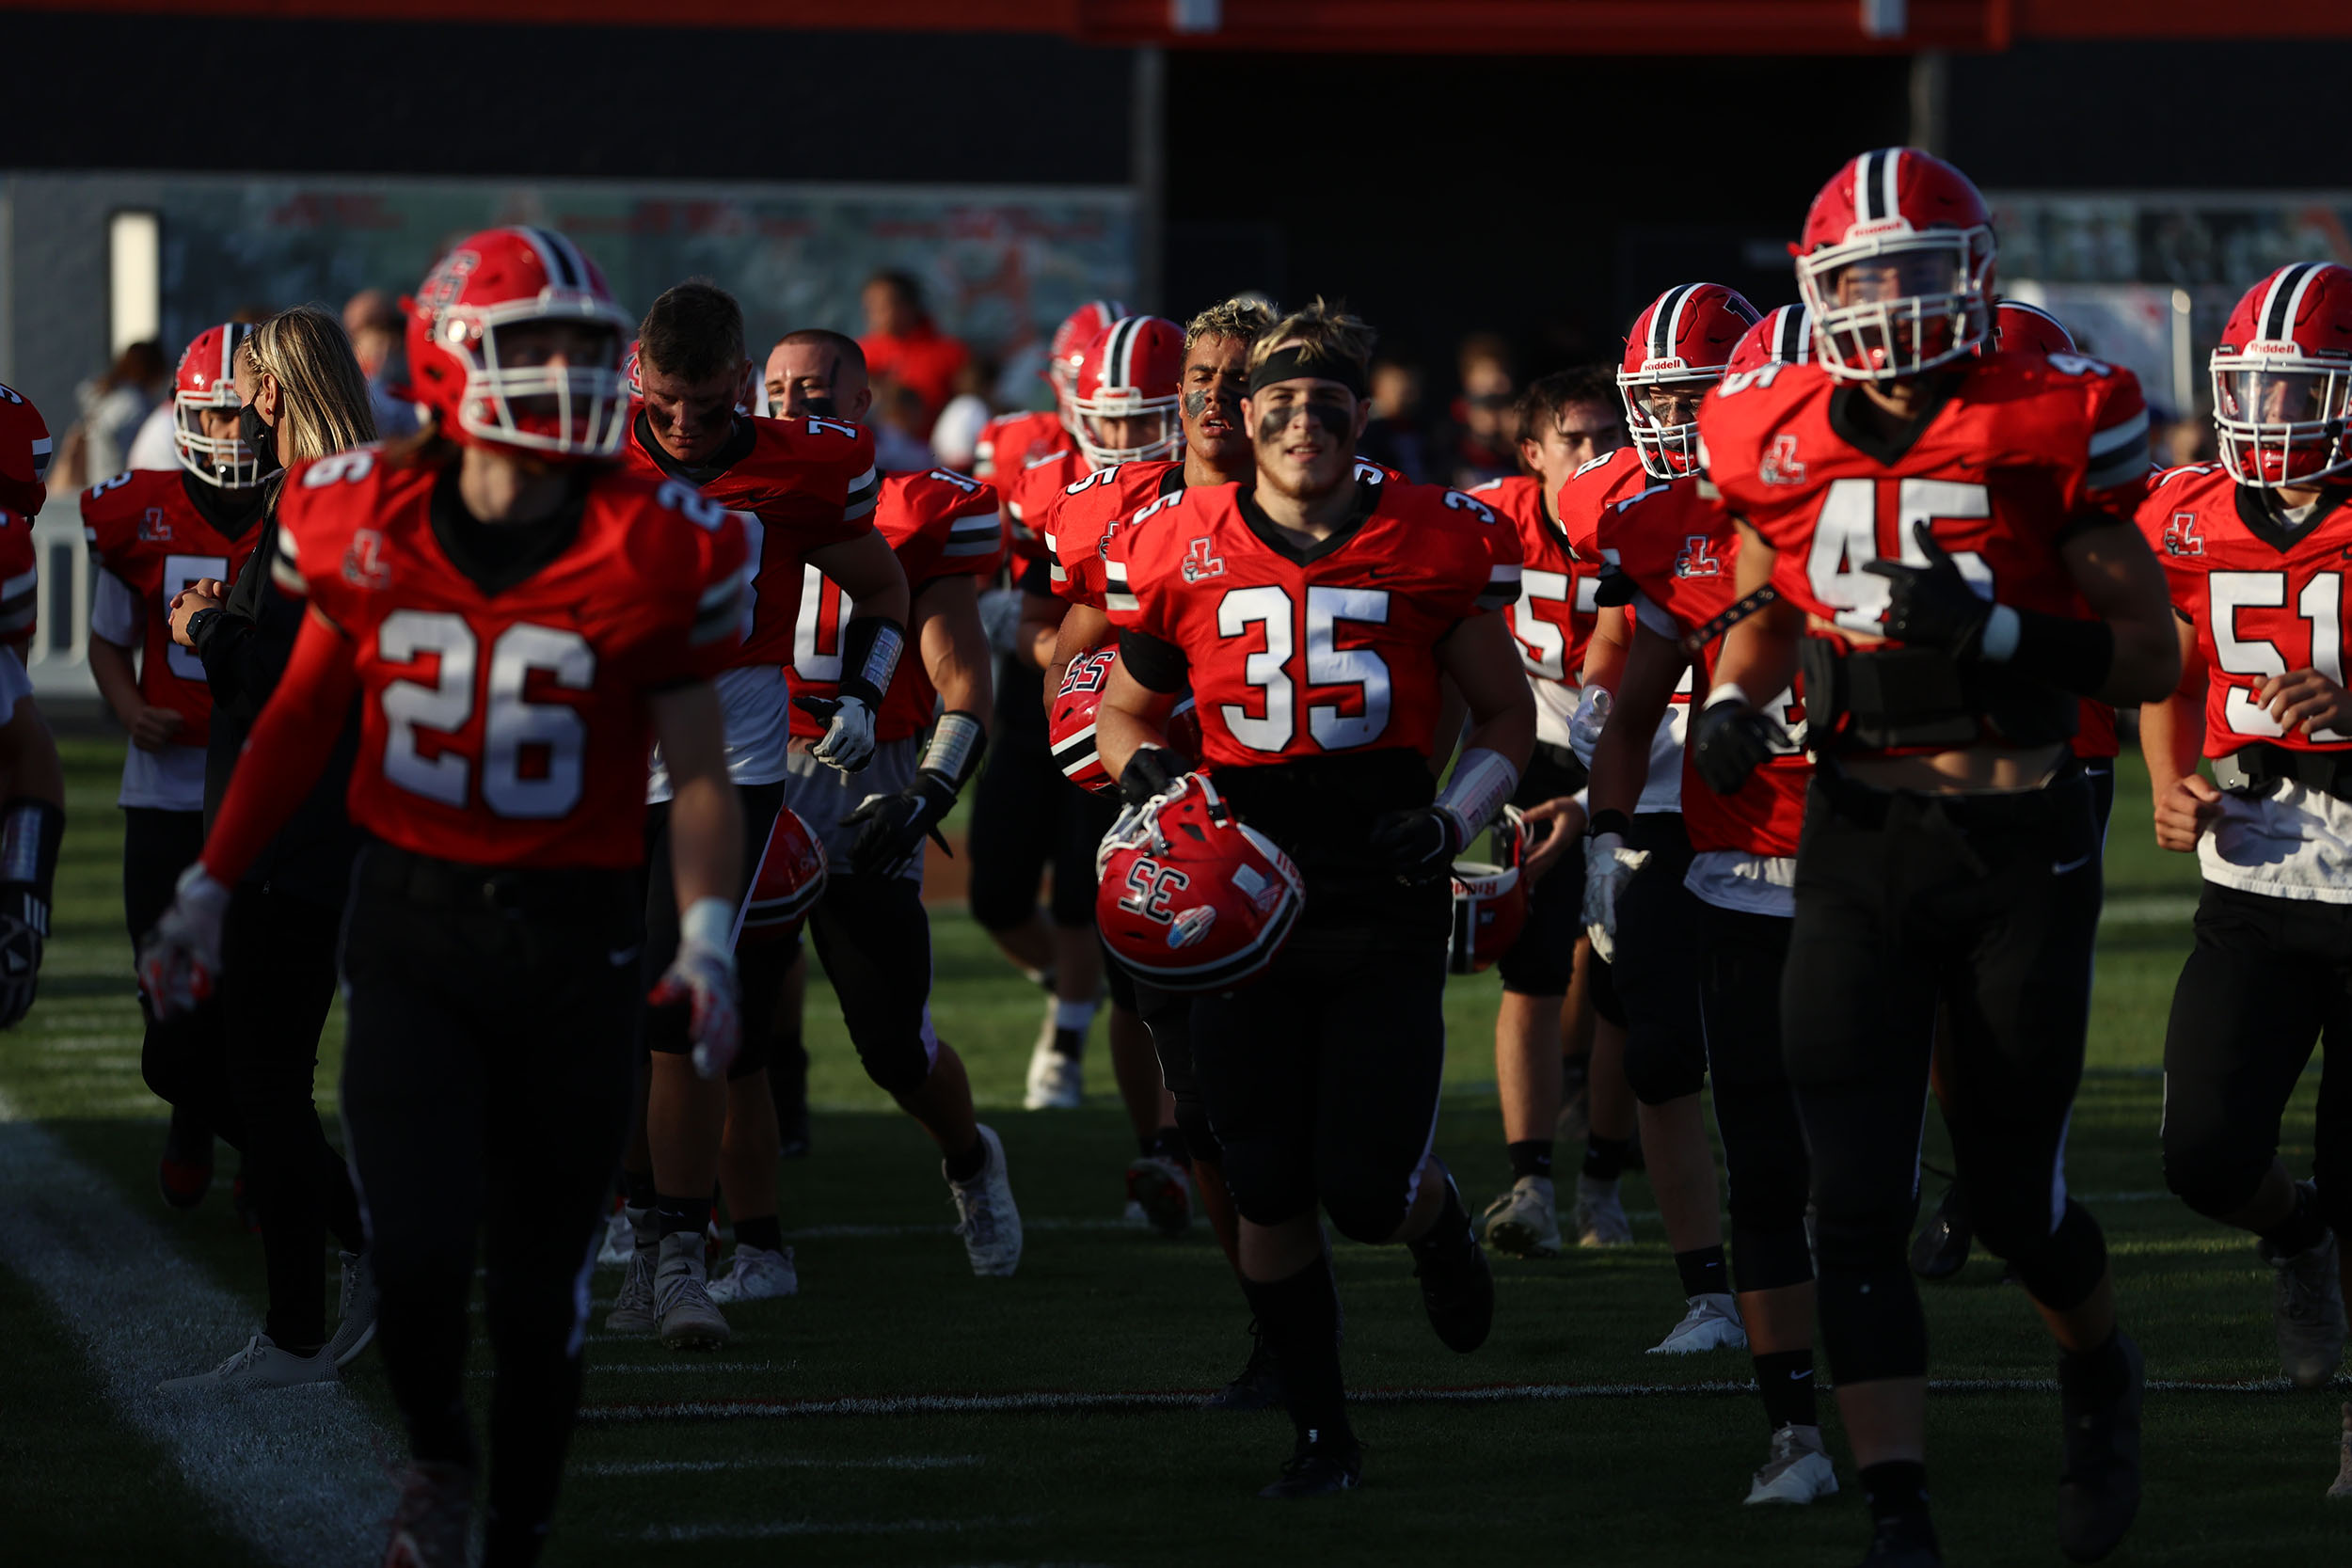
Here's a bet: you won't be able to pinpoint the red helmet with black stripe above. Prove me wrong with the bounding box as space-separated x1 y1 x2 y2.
1989 299 2076 356
1050 644 1199 794
173 323 272 488
405 226 633 459
1095 772 1302 992
1049 298 1130 417
2210 262 2352 489
1795 147 1995 383
1448 807 1530 974
0 383 53 516
1724 304 1815 379
1618 283 1762 479
737 807 829 946
1071 315 1184 469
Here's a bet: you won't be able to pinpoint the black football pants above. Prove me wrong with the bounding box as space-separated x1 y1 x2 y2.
221 882 365 1351
803 871 942 1097
339 848 639 1567
2161 881 2352 1239
1616 812 1708 1105
965 657 1112 932
125 807 242 1147
1782 769 2108 1386
1695 902 1813 1294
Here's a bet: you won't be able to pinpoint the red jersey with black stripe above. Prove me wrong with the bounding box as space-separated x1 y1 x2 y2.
973 408 1070 485
81 469 266 745
1006 445 1087 565
1601 476 1807 856
274 447 748 868
1700 349 2152 755
0 510 35 654
1104 467 1521 769
790 467 1004 744
1048 459 1185 610
2137 462 2352 759
1470 473 1604 690
615 409 877 668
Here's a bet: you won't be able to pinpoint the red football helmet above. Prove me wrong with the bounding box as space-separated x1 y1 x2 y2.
623 338 642 396
405 227 633 459
1072 315 1184 469
0 383 52 516
173 323 270 488
1051 644 1200 793
1049 298 1129 413
1448 807 1530 975
1725 305 1815 379
1989 299 2076 356
737 807 829 946
1795 147 1995 383
1619 283 1761 479
1096 772 1302 991
2210 262 2352 489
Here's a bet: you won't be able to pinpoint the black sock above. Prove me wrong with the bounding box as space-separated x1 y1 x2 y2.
1753 1347 1819 1431
2058 1327 2132 1402
1239 1259 1353 1452
1406 1169 1472 1260
735 1214 785 1255
943 1135 989 1184
1675 1244 1729 1298
654 1193 710 1239
1582 1134 1629 1182
1859 1459 1932 1532
1506 1139 1554 1182
2258 1182 2328 1258
1147 1125 1188 1164
622 1167 656 1212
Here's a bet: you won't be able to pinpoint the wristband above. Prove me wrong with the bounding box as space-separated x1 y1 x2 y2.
0 797 61 931
679 895 736 955
840 618 905 706
1586 808 1631 842
1435 747 1518 842
922 710 985 789
1703 682 1751 711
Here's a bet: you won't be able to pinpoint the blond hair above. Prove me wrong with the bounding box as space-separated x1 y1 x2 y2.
1184 294 1277 354
1246 297 1376 382
241 305 376 464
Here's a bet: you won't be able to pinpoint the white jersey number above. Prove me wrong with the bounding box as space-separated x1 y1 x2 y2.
2211 569 2349 742
1216 584 1393 753
162 553 228 683
378 610 595 818
1804 477 1994 635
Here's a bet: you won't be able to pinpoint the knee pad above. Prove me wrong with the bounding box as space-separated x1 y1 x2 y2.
1321 1187 1406 1247
1176 1102 1221 1165
850 1016 936 1099
1218 1142 1315 1230
1623 1027 1705 1107
1809 1208 1925 1385
1988 1197 2108 1313
2161 1139 2274 1224
1729 1221 1814 1295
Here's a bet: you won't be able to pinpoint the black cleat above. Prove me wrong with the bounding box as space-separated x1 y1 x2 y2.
1205 1322 1286 1411
1909 1182 1972 1280
1858 1513 1943 1566
1257 1438 1361 1499
1413 1215 1495 1354
2058 1331 2143 1562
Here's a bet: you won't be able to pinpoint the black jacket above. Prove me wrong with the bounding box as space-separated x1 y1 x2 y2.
195 483 365 911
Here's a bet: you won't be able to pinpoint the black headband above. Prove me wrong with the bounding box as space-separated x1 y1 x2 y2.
1248 344 1368 400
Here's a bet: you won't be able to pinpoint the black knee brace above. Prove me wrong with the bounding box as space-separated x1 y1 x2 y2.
1809 1205 1926 1385
1987 1197 2109 1314
2161 1141 2274 1226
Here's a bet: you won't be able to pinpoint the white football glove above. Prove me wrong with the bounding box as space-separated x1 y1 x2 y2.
1581 831 1650 966
1567 685 1613 768
137 863 232 1017
798 692 879 773
650 936 740 1081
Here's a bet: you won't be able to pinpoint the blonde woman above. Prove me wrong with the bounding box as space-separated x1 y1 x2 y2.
159 304 382 1390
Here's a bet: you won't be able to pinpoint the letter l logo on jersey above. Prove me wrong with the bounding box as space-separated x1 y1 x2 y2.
2163 513 2204 556
342 529 392 591
1182 538 1225 582
1760 434 1806 486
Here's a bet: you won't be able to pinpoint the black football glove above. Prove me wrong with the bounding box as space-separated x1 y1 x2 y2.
1369 806 1464 885
1591 563 1637 608
1864 521 1994 657
0 908 40 1029
842 769 960 880
1690 694 1786 796
1118 745 1183 806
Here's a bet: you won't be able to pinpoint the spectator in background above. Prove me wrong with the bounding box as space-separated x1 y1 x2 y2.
72 340 169 484
931 392 992 471
859 270 969 434
1445 332 1520 488
342 290 420 438
1358 353 1430 482
2159 413 2211 467
867 372 937 472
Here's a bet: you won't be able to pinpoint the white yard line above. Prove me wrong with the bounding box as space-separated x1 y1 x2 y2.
644 1516 1034 1542
580 1455 980 1474
0 1088 393 1566
2101 895 2199 925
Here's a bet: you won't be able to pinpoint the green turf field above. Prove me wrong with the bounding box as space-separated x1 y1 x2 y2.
6 733 2346 1566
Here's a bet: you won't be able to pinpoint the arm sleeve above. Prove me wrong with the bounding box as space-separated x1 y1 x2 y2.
199 609 359 884
1117 626 1189 694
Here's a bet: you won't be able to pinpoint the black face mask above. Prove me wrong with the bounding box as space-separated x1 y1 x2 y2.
237 401 278 472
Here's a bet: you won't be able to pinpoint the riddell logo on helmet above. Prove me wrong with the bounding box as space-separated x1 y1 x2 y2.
1641 356 1690 375
1846 217 1915 239
2240 340 2301 359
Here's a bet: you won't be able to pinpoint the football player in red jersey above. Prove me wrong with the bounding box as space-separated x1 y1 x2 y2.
1044 295 1288 1402
1581 309 1833 1504
610 282 907 1349
84 324 277 1212
2137 263 2352 1394
1698 149 2181 1567
1461 366 1624 1259
1560 284 1759 1354
138 227 748 1568
1094 301 1534 1497
740 327 1023 1281
0 379 61 1032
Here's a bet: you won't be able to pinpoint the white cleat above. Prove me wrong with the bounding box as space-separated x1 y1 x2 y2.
707 1243 799 1304
655 1231 731 1349
326 1250 378 1368
157 1333 340 1392
1024 1037 1083 1110
1648 1291 1748 1354
596 1202 634 1266
948 1124 1024 1276
1575 1175 1632 1247
2329 1403 2351 1502
1481 1175 1562 1258
1746 1422 1838 1505
605 1238 659 1335
2261 1210 2347 1390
